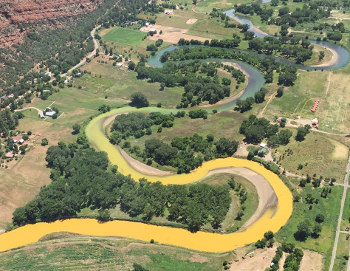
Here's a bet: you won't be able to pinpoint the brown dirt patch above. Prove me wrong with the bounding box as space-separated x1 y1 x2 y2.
186 18 198 25
229 246 278 271
189 254 208 263
299 250 323 271
328 138 349 160
140 24 209 44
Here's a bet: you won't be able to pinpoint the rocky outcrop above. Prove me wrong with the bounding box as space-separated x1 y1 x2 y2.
0 0 104 47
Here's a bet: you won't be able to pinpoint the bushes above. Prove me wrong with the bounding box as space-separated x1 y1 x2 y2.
188 109 208 119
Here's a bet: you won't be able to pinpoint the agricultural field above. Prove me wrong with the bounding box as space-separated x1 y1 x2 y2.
101 28 147 46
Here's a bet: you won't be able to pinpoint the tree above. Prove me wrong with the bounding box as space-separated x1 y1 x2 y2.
295 125 311 141
278 129 292 145
315 214 325 223
319 51 325 61
312 224 322 238
97 209 111 222
276 87 284 97
98 104 111 113
133 263 149 271
128 61 136 70
130 92 149 108
295 221 311 241
41 138 48 146
72 124 81 135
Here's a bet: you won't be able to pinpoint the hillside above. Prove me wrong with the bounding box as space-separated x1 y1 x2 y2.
0 0 103 47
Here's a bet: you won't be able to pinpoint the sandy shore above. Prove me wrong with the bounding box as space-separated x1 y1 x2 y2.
310 46 339 68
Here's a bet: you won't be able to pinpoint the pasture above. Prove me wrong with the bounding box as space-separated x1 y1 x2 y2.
102 27 146 46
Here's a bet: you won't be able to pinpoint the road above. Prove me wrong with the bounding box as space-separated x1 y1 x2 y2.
329 154 350 271
62 25 100 77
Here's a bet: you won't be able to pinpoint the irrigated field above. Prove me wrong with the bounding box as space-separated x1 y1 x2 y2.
102 28 146 46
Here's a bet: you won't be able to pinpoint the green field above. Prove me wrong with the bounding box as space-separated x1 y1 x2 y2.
102 28 146 46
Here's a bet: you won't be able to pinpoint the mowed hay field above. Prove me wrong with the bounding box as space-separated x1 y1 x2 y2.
101 27 146 46
274 130 348 181
0 234 226 271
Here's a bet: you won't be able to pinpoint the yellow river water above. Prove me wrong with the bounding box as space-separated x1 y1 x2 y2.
0 107 293 253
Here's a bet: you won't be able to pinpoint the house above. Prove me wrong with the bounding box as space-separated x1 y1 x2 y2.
145 22 150 27
260 143 267 148
149 28 156 33
45 111 56 117
18 139 24 145
5 152 14 159
116 63 123 67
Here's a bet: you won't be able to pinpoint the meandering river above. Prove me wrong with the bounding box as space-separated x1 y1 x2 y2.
0 0 348 254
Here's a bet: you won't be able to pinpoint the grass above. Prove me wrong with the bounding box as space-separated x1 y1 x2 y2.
276 177 343 269
77 58 183 107
333 233 350 271
0 236 227 270
273 130 348 182
101 27 146 46
341 186 350 231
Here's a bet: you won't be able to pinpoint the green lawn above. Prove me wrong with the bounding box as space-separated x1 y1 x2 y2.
102 27 146 46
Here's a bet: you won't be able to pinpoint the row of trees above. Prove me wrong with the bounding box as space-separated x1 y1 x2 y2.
12 142 232 232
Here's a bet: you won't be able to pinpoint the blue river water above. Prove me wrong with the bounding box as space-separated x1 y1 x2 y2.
146 3 349 111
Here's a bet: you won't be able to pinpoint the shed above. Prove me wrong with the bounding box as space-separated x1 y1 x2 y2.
260 143 267 148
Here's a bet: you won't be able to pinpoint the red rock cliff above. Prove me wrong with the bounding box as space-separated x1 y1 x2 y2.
0 0 104 47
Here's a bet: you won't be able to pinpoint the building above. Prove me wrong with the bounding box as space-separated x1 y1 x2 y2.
45 111 56 117
5 152 14 159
